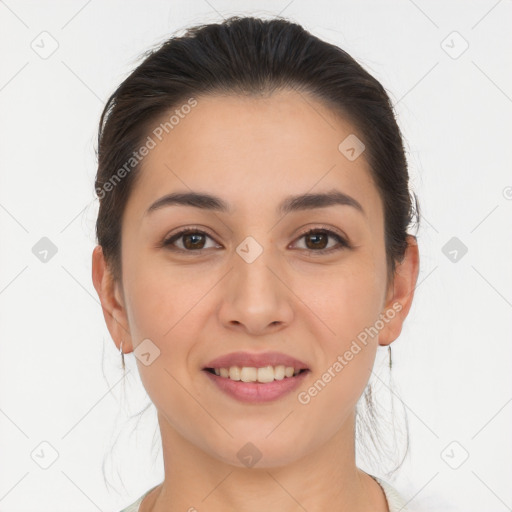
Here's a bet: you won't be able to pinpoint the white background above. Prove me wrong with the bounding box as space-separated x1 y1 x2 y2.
0 1 511 511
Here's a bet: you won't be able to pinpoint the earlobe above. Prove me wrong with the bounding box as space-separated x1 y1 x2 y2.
91 245 133 353
378 235 420 346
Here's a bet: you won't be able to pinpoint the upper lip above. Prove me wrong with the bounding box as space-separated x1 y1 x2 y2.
204 351 310 370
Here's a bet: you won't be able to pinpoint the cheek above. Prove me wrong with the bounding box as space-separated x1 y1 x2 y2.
123 267 205 414
297 270 381 423
123 257 194 339
302 261 383 393
308 263 383 341
123 262 217 375
124 275 172 343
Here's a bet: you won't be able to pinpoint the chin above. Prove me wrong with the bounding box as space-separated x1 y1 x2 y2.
210 435 307 470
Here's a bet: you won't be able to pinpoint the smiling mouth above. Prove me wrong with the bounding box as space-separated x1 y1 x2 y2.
203 366 309 383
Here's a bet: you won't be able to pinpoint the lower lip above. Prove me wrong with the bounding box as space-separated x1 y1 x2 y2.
203 369 310 403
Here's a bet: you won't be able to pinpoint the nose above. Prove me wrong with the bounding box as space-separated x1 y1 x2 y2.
218 244 294 335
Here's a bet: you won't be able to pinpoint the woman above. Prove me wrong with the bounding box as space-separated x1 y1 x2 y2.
92 15 420 512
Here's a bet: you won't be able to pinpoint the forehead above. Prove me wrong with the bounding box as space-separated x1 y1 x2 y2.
127 89 383 224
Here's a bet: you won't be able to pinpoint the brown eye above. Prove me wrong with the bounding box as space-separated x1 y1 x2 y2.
182 232 206 249
305 231 329 250
163 229 219 251
294 228 350 254
162 227 349 255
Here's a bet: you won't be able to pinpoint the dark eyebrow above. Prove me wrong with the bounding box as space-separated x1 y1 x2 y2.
278 189 365 216
145 189 365 216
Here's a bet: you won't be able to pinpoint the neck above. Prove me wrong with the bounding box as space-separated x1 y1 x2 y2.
143 409 388 512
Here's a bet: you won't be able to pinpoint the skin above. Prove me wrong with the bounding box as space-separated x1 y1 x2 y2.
92 88 419 512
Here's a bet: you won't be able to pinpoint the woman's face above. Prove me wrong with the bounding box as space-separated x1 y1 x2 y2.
99 89 410 467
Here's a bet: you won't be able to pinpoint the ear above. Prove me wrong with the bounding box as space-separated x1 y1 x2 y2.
91 245 133 353
378 235 420 346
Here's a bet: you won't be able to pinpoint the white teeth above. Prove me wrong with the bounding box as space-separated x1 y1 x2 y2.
257 366 275 383
284 366 295 378
229 366 241 381
211 365 304 383
240 367 257 382
274 365 285 380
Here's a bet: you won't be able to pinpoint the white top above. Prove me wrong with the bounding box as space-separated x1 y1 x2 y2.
119 475 412 512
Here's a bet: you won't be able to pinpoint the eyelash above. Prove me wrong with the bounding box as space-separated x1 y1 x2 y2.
161 226 351 255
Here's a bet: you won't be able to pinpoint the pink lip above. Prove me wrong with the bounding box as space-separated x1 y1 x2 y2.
203 368 310 403
203 351 310 371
